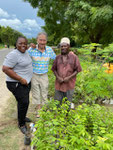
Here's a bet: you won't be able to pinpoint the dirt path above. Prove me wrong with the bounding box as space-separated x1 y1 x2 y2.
0 66 11 119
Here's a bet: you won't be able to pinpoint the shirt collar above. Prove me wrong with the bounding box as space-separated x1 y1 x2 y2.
37 46 47 53
61 53 69 59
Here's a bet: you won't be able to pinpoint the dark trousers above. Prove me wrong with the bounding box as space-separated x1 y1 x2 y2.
6 81 31 127
54 89 74 107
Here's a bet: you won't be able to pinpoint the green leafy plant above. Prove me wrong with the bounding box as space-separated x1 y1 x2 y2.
101 43 113 64
48 60 56 99
74 62 113 104
77 43 103 62
32 101 113 150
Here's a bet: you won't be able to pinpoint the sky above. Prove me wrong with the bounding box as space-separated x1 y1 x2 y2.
0 0 45 38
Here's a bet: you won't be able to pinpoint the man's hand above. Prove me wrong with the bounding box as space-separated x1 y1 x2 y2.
69 51 74 54
20 78 28 85
57 76 64 83
63 76 70 83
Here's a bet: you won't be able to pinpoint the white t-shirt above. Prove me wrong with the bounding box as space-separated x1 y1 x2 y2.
3 49 33 84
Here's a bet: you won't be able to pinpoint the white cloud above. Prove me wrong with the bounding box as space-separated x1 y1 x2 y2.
0 18 22 30
0 8 9 18
23 32 32 36
0 8 42 38
0 18 41 31
23 19 41 29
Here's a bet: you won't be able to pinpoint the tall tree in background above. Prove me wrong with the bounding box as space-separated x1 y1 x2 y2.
28 37 37 44
0 26 14 45
65 0 113 45
0 26 2 43
24 0 113 45
24 0 72 45
0 26 24 46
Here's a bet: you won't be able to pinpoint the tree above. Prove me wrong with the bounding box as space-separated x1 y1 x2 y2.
24 0 113 45
12 30 25 46
28 37 37 44
24 0 72 45
0 26 2 43
0 26 24 46
65 0 113 45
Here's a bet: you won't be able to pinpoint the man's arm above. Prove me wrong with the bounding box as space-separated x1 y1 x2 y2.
2 66 27 85
52 57 63 83
50 48 56 60
63 70 78 83
54 70 64 83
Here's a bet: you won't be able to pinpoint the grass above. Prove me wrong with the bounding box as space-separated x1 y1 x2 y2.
0 123 21 150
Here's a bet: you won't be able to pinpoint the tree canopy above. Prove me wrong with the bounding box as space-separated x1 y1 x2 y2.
66 0 113 45
24 0 113 45
24 0 72 45
0 26 24 46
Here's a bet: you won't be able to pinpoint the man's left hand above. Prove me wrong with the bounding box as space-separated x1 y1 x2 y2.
63 76 70 82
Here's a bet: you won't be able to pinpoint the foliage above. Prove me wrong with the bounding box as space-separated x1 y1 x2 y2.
23 0 73 45
0 43 4 49
48 61 55 99
101 43 113 63
74 59 113 104
28 37 37 44
65 0 113 45
77 43 103 61
77 43 113 63
32 100 113 149
0 26 24 46
24 0 113 45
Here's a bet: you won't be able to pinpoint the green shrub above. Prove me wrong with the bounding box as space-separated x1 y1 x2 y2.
74 62 113 104
0 43 4 49
32 100 113 150
48 65 55 98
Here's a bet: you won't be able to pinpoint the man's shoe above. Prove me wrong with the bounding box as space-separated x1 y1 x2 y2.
25 117 32 122
19 125 27 134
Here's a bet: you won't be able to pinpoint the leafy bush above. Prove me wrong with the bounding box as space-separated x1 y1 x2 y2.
77 43 103 61
77 43 113 64
74 62 113 104
101 43 113 63
32 100 113 150
0 43 4 49
48 63 55 98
